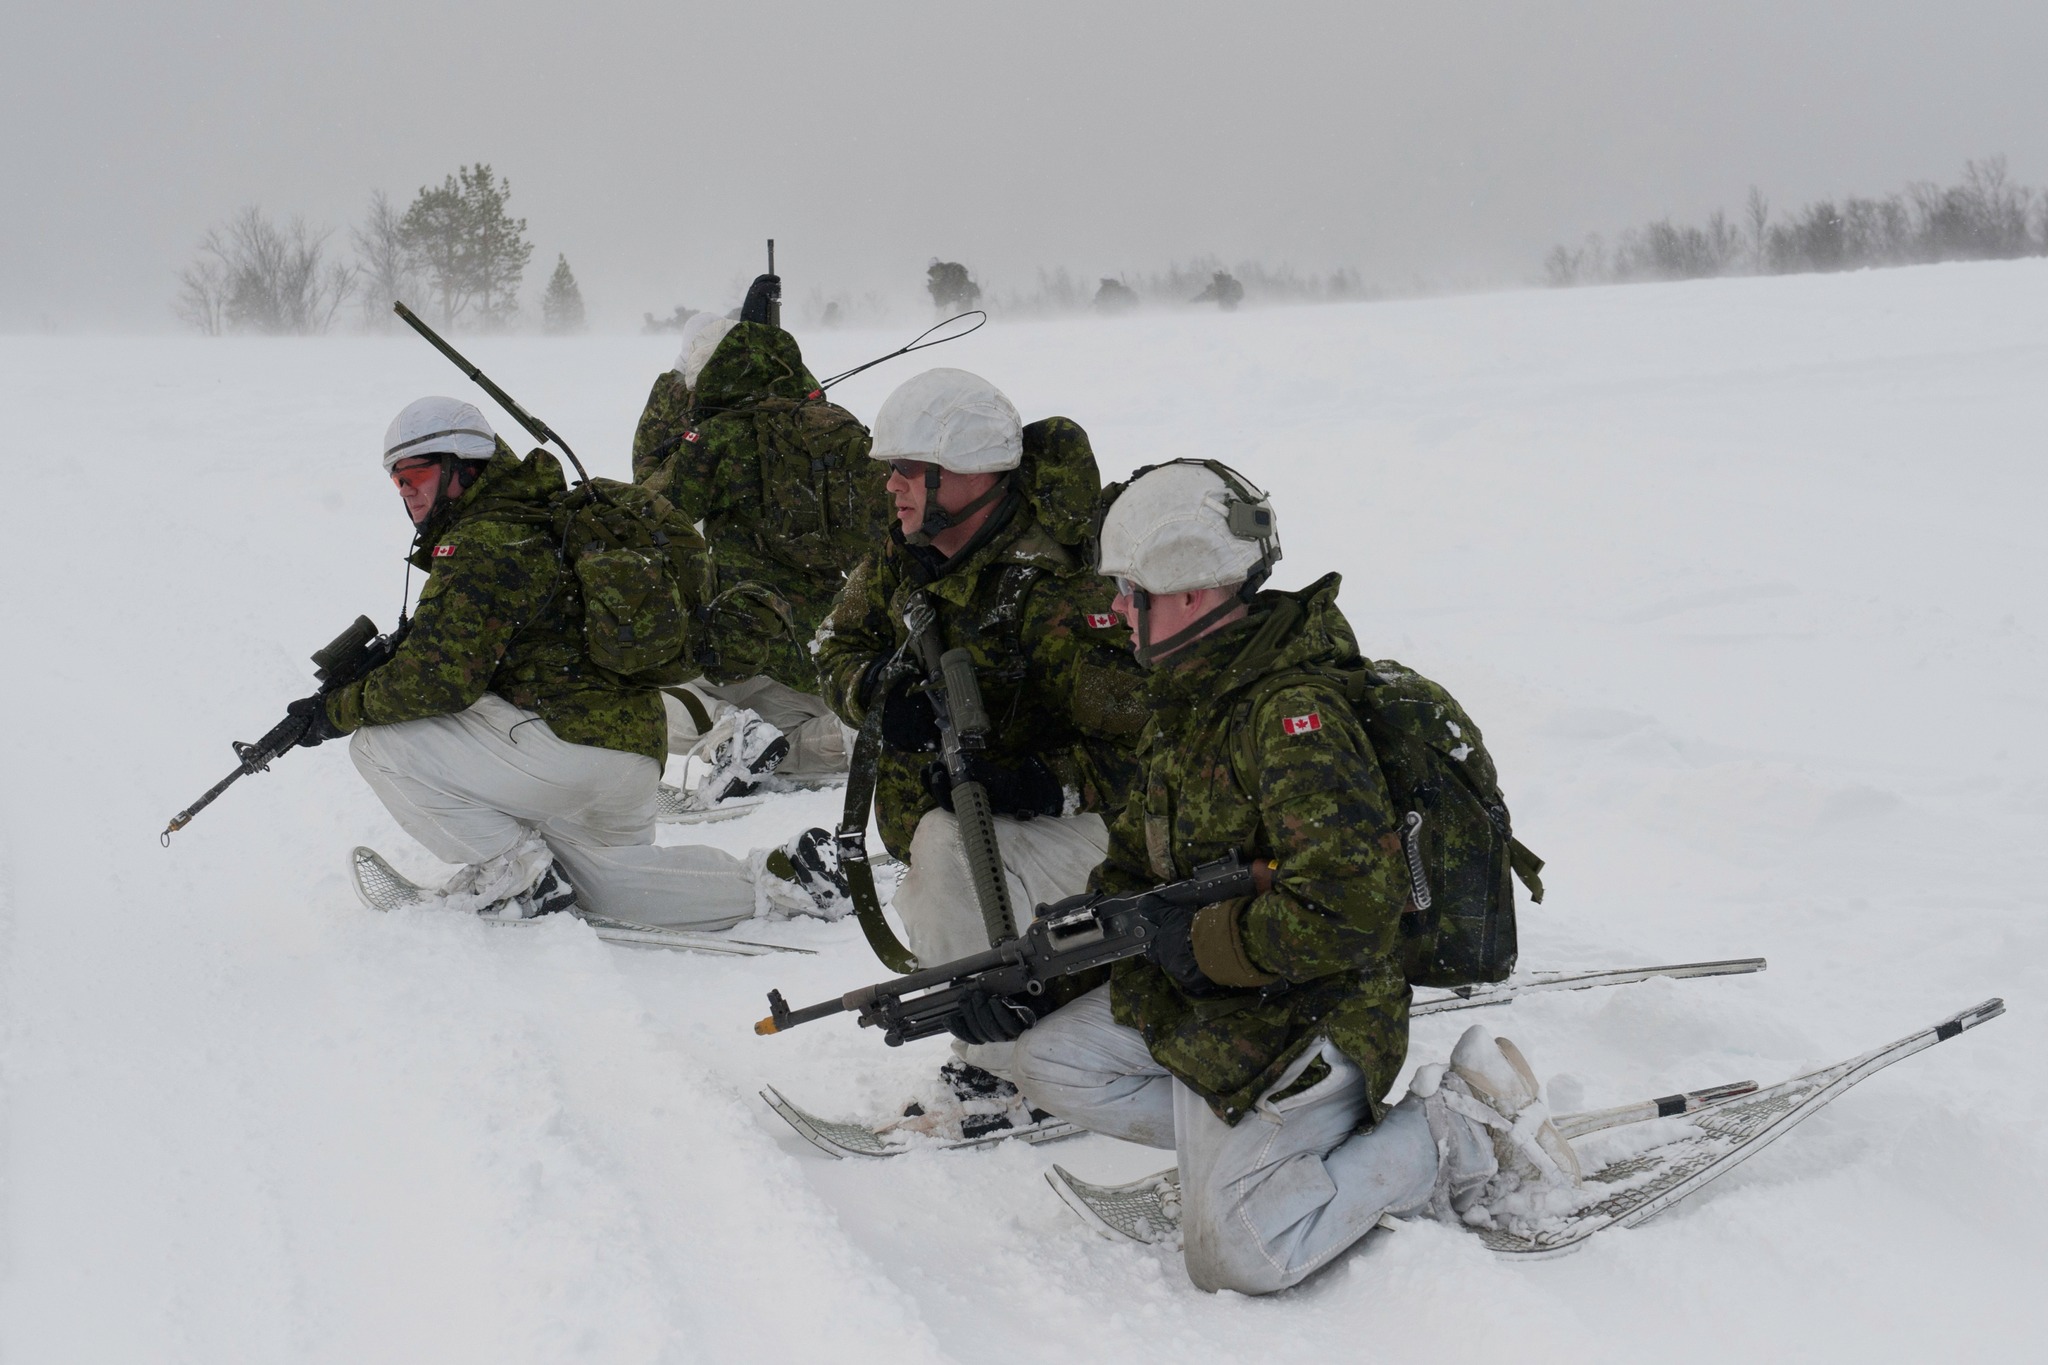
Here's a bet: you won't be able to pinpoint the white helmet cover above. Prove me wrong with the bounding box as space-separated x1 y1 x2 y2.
870 368 1023 473
1096 461 1280 595
674 313 738 389
382 396 497 473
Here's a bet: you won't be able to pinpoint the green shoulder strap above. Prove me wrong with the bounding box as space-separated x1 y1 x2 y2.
835 643 922 973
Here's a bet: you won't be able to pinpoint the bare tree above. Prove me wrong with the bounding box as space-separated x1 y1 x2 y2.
175 207 355 335
352 190 420 329
1543 243 1583 287
175 258 228 335
1744 187 1770 274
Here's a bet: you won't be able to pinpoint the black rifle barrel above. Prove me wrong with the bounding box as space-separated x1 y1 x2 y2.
159 710 310 844
161 619 404 845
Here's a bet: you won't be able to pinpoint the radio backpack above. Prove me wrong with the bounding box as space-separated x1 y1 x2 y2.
650 322 890 581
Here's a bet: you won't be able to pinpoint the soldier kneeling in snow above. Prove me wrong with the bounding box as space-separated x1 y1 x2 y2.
632 289 886 817
294 397 851 927
1001 463 1582 1293
808 370 1150 1122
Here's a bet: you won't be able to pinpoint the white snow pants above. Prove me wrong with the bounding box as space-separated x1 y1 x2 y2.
1014 987 1440 1295
351 693 759 930
662 676 851 780
894 808 1110 1076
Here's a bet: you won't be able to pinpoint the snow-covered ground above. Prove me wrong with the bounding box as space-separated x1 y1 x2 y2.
3 262 2042 1361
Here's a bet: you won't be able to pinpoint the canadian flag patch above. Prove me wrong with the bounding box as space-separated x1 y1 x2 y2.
1281 712 1322 736
432 544 456 558
683 429 702 444
1084 612 1118 629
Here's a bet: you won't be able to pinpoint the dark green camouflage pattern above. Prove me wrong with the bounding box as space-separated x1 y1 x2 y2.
630 369 692 487
1017 417 1101 546
813 502 1151 858
1228 645 1529 987
326 447 668 764
631 324 888 689
1098 575 1413 1125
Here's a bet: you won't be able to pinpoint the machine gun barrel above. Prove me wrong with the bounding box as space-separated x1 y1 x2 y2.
755 854 1271 1044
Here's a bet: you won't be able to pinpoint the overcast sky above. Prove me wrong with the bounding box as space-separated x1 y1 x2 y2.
5 1 2047 330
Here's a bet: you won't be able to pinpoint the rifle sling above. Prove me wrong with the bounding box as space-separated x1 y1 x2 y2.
837 652 922 974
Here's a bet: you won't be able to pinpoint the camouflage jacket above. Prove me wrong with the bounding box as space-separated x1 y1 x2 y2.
1099 574 1413 1125
631 324 888 688
325 447 668 765
812 500 1151 859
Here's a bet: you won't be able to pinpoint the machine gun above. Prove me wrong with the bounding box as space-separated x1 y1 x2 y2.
755 852 1273 1045
160 616 405 844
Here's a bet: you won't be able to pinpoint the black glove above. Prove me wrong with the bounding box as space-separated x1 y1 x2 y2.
880 685 941 752
286 694 344 749
923 753 1063 819
739 273 782 325
947 988 1040 1045
1146 905 1233 998
856 652 894 707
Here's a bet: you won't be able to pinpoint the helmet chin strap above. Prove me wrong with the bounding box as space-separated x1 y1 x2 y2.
409 455 464 543
1132 583 1252 667
906 466 1012 547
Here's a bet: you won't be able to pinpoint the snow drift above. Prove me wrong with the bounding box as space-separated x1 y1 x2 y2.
1 260 2041 1361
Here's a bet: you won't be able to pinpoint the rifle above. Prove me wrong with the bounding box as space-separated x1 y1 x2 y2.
901 596 1017 946
755 852 1273 1045
765 240 780 330
161 615 406 844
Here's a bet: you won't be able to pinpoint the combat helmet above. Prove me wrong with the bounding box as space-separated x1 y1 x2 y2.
1094 459 1281 664
869 368 1022 545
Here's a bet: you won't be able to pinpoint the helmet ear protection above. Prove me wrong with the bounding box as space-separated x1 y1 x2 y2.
1090 457 1282 599
1225 496 1275 543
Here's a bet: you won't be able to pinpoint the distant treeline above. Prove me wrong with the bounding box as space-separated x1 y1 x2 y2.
177 165 587 336
1547 157 2044 286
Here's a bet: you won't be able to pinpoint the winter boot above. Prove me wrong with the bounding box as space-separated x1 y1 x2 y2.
893 1061 1055 1141
688 707 790 808
501 857 579 920
433 832 560 919
754 827 852 920
1404 1062 1499 1218
1427 1025 1582 1221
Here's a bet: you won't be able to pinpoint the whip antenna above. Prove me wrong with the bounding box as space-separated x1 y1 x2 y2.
392 300 594 487
818 310 988 391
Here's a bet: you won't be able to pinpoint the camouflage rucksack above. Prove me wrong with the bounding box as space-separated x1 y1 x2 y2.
1230 649 1544 989
719 395 886 575
1018 416 1102 546
550 479 711 686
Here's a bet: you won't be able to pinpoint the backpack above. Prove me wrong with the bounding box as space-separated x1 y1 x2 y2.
1230 656 1545 989
1018 416 1101 547
713 395 886 577
550 478 711 686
